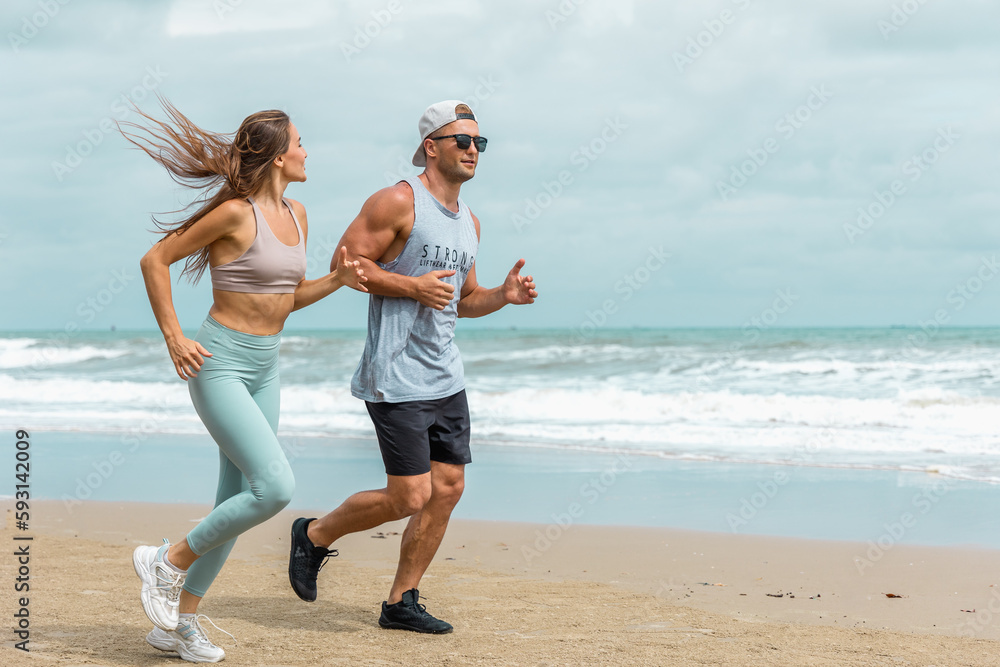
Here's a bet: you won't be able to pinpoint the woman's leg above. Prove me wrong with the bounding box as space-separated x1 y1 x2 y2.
180 360 284 604
178 449 249 610
183 370 293 562
134 320 290 637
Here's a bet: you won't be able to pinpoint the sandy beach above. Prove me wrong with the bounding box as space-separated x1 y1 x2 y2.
1 500 999 666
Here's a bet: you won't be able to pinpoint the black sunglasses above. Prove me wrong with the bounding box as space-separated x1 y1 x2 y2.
430 134 488 152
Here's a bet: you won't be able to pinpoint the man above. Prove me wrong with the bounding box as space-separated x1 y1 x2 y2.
288 101 537 633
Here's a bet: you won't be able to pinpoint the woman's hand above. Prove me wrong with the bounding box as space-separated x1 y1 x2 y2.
166 336 212 381
334 246 368 292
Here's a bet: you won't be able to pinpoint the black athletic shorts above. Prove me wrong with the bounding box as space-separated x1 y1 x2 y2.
365 389 472 477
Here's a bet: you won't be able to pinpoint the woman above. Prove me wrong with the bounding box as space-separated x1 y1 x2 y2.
122 100 366 663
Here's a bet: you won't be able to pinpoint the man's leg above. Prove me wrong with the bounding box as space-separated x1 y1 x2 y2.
307 473 432 548
387 461 465 603
289 398 438 602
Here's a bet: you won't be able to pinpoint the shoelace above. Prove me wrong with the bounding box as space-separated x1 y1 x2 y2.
310 548 338 576
406 592 430 615
153 539 186 603
188 614 238 648
166 583 183 605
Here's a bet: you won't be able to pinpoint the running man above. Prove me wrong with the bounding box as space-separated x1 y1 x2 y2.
288 100 537 633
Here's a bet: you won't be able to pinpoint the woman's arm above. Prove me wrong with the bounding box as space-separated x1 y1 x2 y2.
139 199 245 380
292 246 368 311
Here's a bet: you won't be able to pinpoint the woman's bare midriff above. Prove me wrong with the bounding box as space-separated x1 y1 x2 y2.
209 289 295 335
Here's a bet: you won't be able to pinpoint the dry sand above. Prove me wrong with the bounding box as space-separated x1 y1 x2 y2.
2 500 1000 666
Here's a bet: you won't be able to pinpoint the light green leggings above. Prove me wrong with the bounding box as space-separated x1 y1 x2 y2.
182 316 295 598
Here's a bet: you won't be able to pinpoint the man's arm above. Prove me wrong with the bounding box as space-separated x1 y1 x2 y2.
457 213 538 319
332 184 456 310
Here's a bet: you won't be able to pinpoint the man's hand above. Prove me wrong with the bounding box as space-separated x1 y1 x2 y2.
413 270 456 310
501 259 537 305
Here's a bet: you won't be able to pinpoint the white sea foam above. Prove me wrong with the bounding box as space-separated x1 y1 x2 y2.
5 328 1000 483
4 375 996 453
0 339 129 369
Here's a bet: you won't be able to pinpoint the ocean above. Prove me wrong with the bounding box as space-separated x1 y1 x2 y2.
3 326 999 545
1 327 997 483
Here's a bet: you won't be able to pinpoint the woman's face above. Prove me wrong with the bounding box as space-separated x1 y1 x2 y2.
280 122 307 182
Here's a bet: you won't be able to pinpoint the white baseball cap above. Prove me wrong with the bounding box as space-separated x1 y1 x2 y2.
411 100 478 167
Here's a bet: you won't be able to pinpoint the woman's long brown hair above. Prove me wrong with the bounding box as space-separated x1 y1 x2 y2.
119 97 291 284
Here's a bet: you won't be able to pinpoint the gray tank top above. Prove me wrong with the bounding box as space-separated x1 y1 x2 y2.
352 177 479 402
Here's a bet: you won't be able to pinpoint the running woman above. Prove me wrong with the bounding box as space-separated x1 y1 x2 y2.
288 101 537 633
122 101 367 662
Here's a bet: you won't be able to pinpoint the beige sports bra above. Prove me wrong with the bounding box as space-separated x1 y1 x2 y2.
210 197 306 294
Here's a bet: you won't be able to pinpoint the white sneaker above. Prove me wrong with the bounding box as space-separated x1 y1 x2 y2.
146 614 231 663
133 539 186 631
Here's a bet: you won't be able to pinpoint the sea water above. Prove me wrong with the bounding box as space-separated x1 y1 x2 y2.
2 327 999 546
2 327 998 482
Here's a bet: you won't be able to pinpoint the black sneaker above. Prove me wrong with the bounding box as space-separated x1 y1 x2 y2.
288 517 337 602
378 588 453 634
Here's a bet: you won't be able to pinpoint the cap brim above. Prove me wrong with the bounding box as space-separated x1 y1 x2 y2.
411 145 426 167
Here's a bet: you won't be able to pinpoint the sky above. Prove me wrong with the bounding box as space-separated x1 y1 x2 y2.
1 0 998 332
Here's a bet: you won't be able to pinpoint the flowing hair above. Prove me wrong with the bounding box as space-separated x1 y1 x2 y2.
118 97 291 284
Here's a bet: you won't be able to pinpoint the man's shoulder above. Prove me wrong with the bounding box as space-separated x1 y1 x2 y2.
357 181 414 230
367 181 414 211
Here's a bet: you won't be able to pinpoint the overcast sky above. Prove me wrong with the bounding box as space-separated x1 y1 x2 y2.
1 0 997 332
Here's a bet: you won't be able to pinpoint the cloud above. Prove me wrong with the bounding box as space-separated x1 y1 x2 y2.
166 0 337 36
1 0 998 329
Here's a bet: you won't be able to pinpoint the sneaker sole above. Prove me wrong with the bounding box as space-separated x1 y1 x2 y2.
146 631 225 663
145 630 177 653
378 618 453 634
133 546 179 632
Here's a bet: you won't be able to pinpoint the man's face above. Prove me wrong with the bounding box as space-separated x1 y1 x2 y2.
425 119 482 183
